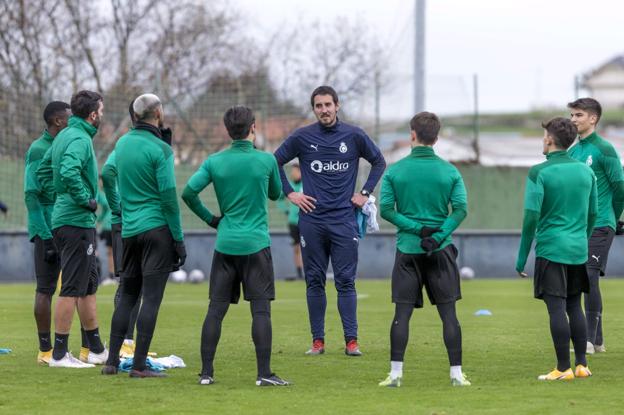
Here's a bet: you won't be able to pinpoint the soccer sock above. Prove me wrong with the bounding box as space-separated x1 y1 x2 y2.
80 327 90 349
436 302 462 367
337 293 358 341
133 272 168 371
584 269 602 344
85 328 105 353
126 292 141 340
107 276 142 367
52 333 69 360
251 300 272 378
450 366 463 379
566 294 588 367
596 314 604 346
306 294 327 340
296 267 303 280
390 303 413 362
390 361 403 379
543 294 571 371
200 301 229 377
38 332 52 352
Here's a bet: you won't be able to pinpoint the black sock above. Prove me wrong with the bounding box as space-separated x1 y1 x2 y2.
390 303 414 362
437 302 462 366
543 294 571 371
132 272 169 371
86 328 105 353
251 300 272 378
80 327 90 349
296 267 303 279
201 301 229 377
585 269 602 344
38 332 52 352
567 294 587 367
52 333 69 360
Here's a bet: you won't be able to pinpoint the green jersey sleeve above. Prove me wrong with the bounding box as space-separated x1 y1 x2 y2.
588 174 598 237
182 159 216 225
601 153 624 220
24 152 52 240
379 172 425 234
60 138 92 208
516 173 544 272
101 151 121 219
433 171 467 243
268 157 282 201
36 147 54 203
156 150 183 241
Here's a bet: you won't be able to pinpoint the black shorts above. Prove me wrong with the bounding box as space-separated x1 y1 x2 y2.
53 226 99 297
209 247 275 304
533 257 589 299
391 245 461 308
110 223 123 277
587 226 615 276
100 230 113 247
33 236 60 295
121 225 176 278
288 224 300 245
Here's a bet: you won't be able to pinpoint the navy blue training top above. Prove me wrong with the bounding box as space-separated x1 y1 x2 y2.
274 119 386 224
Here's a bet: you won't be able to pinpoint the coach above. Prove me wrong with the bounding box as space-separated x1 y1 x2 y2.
274 86 386 356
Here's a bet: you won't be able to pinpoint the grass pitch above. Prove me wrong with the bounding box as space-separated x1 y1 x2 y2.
1 279 624 414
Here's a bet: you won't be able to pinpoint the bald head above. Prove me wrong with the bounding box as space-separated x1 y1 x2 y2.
133 93 162 123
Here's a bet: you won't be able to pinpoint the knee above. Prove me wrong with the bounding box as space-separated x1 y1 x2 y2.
250 300 271 317
207 301 229 321
306 273 326 293
335 276 356 295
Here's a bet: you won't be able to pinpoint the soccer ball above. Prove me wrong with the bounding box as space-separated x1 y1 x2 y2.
188 269 205 284
170 269 187 283
460 266 475 280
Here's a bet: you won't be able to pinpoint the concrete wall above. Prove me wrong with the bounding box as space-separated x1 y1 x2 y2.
2 230 624 282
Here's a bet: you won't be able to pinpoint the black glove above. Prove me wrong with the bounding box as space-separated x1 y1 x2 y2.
160 127 172 146
0 201 7 215
208 215 222 229
86 199 97 212
173 241 187 270
616 220 624 235
420 237 440 256
43 238 58 263
420 226 440 238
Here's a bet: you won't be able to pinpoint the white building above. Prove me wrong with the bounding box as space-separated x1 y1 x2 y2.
582 55 624 109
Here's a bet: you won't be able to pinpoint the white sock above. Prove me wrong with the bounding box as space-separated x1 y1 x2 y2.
450 365 463 379
390 361 403 378
123 339 134 346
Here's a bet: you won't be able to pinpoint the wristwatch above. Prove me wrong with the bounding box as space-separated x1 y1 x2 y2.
360 190 370 197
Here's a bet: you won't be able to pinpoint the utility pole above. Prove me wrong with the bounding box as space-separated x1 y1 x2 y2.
374 68 381 144
472 73 480 164
414 0 426 113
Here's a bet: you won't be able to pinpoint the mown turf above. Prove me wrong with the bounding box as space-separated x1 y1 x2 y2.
1 279 624 414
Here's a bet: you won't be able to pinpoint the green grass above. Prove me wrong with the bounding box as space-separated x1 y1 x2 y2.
2 279 624 414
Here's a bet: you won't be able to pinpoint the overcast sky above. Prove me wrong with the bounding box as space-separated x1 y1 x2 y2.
237 0 623 119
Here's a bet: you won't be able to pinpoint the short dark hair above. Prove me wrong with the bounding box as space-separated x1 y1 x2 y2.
310 86 339 108
542 117 578 149
43 101 70 126
567 97 602 123
223 106 255 140
70 90 103 119
409 112 440 145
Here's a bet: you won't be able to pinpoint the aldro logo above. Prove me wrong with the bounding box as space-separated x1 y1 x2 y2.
586 155 593 167
310 160 349 173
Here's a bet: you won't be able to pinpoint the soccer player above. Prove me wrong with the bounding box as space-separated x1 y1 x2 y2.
182 106 289 386
378 112 469 387
516 117 596 381
281 163 303 281
567 98 624 354
24 101 70 365
274 86 386 356
36 91 108 368
101 93 186 378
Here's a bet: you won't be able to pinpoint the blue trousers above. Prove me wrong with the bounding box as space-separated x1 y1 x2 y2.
299 219 359 341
